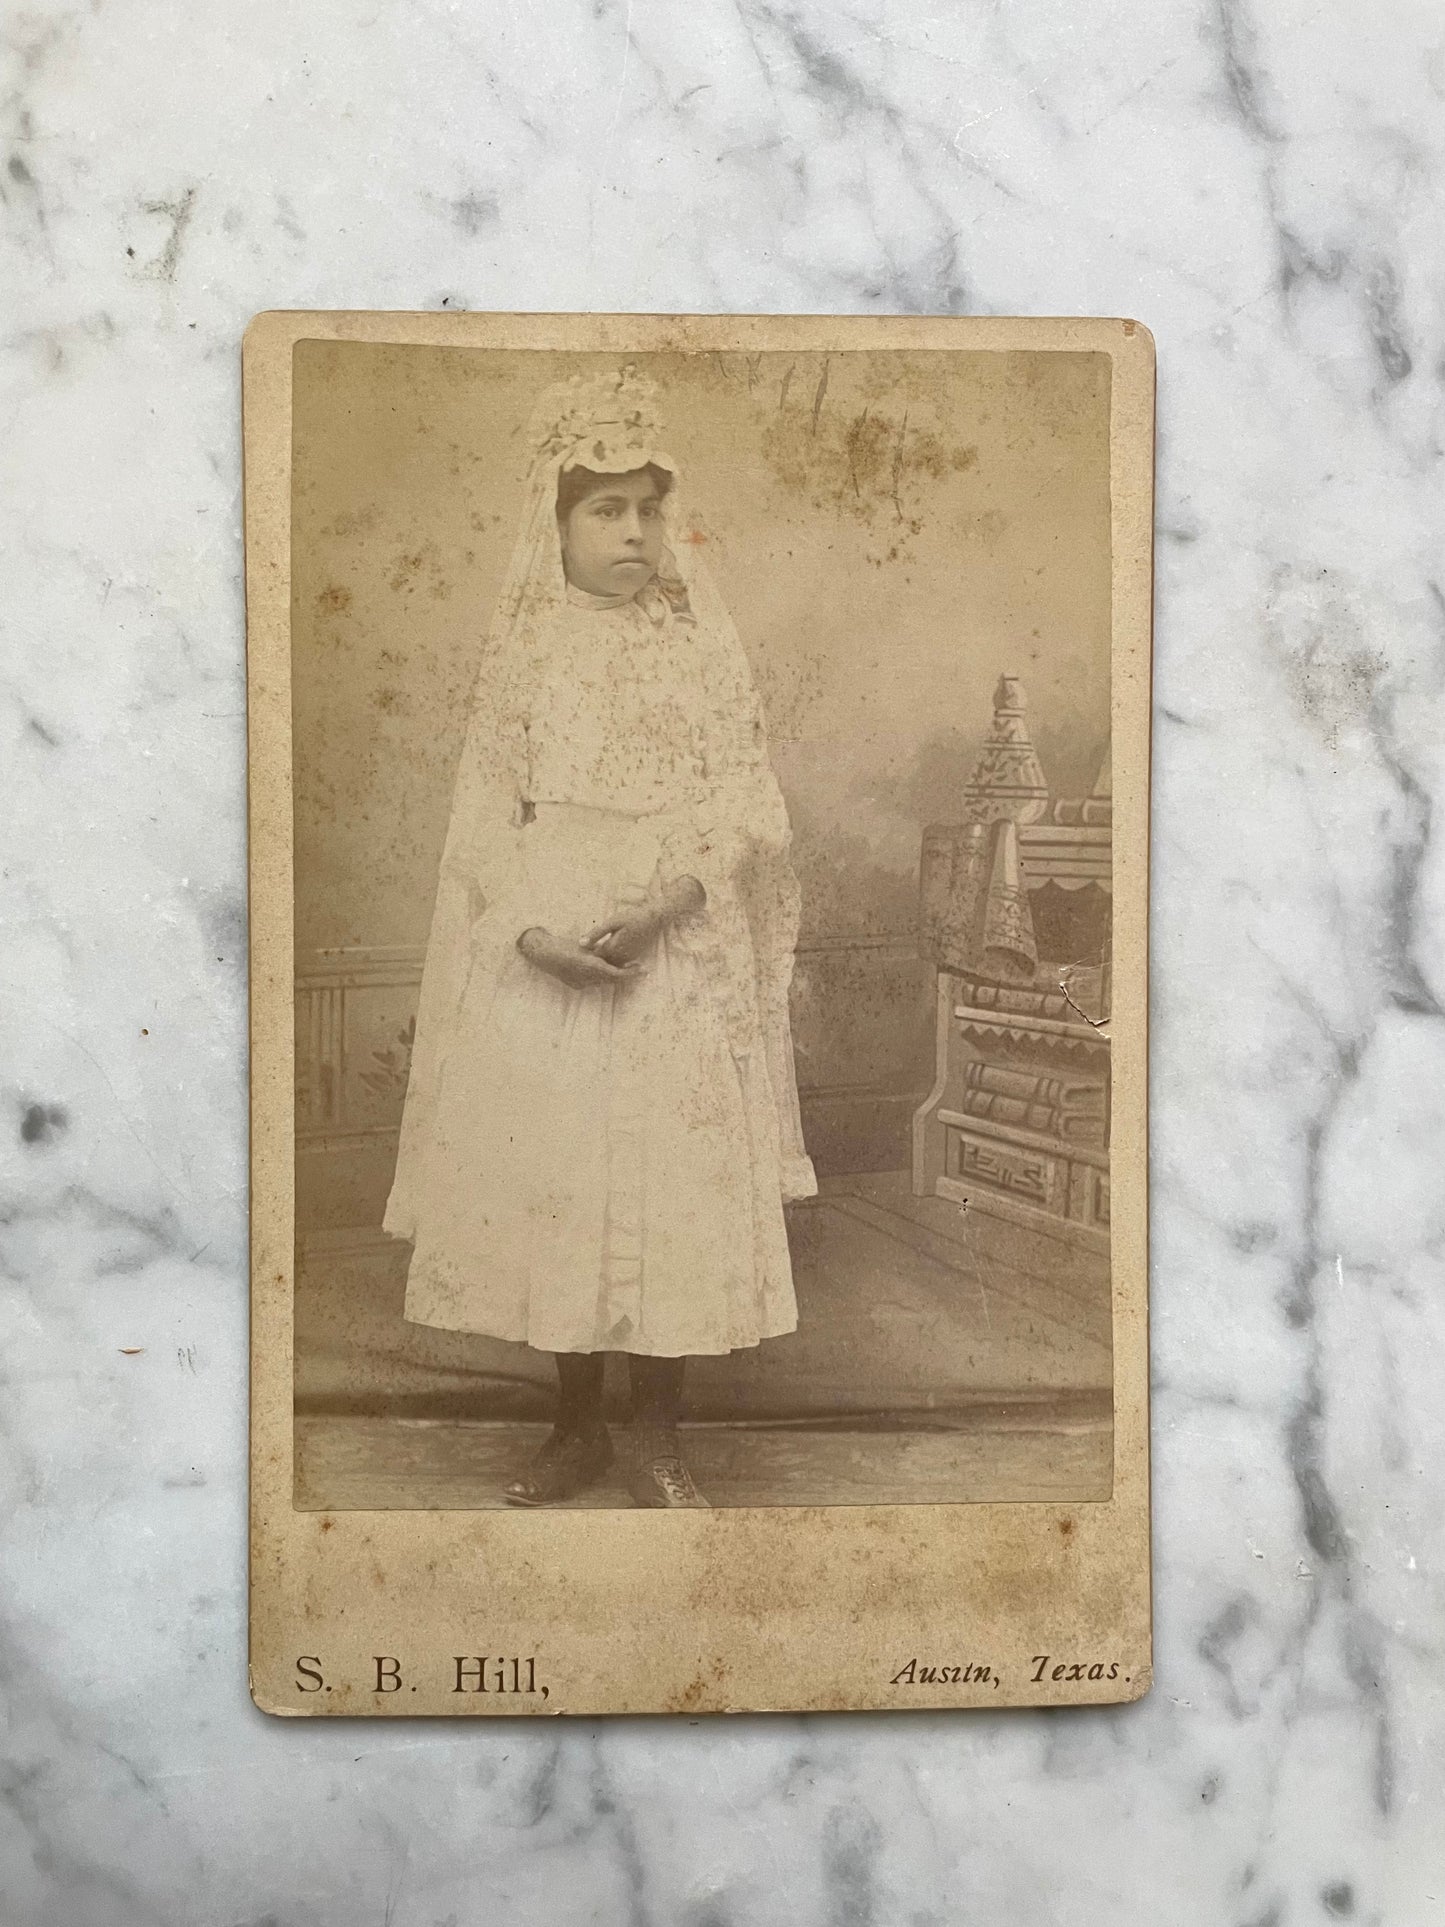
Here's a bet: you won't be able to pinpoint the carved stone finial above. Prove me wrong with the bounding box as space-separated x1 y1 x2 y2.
962 673 1050 824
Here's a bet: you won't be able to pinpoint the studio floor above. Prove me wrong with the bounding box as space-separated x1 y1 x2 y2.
295 1171 1113 1509
295 1407 1111 1509
296 1399 1112 1509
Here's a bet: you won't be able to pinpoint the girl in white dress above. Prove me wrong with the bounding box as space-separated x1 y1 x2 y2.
383 370 815 1507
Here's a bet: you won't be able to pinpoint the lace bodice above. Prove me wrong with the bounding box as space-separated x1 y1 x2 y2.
522 596 709 818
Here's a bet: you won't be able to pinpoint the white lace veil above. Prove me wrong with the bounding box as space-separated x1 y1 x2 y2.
384 369 815 1242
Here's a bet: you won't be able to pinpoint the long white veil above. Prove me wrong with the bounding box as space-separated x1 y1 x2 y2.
384 369 815 1244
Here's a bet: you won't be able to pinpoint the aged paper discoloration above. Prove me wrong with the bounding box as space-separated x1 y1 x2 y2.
247 312 1153 1716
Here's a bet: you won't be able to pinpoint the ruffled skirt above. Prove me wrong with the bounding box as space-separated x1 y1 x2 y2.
394 803 800 1355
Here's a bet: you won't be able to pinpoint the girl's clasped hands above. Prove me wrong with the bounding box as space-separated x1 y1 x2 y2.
517 875 704 989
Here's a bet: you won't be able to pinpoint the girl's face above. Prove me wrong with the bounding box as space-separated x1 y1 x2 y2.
559 470 666 597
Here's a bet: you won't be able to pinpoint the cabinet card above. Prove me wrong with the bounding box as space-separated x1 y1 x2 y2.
245 312 1153 1716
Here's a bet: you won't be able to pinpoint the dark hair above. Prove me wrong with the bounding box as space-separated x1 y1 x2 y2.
555 461 673 522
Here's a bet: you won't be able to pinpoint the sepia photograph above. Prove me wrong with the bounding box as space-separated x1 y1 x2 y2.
287 338 1116 1515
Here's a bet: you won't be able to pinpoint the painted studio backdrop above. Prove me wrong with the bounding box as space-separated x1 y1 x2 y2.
291 343 1114 1509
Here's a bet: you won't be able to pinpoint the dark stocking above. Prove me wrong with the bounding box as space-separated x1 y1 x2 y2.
554 1352 606 1438
624 1356 707 1501
627 1355 686 1431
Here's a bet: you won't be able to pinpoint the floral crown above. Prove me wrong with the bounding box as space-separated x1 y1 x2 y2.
527 366 674 477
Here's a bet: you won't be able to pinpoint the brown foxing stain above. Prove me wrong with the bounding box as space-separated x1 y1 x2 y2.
316 584 352 615
387 539 454 602
764 405 976 513
760 388 979 568
667 1653 730 1713
1059 1517 1074 1539
323 505 380 539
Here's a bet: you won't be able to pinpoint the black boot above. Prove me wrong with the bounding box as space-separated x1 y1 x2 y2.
504 1353 612 1507
625 1356 709 1508
503 1426 613 1506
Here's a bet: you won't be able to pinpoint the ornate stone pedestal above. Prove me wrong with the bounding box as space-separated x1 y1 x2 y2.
911 677 1112 1252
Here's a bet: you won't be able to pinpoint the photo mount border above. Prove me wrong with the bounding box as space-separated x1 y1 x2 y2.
245 311 1154 1718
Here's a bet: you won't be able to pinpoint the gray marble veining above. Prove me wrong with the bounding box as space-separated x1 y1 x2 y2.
3 1 1443 1920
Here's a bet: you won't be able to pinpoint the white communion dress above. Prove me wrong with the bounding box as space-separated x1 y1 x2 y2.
383 401 815 1357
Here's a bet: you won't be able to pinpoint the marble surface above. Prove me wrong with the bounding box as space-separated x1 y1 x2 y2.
3 1 1444 1920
